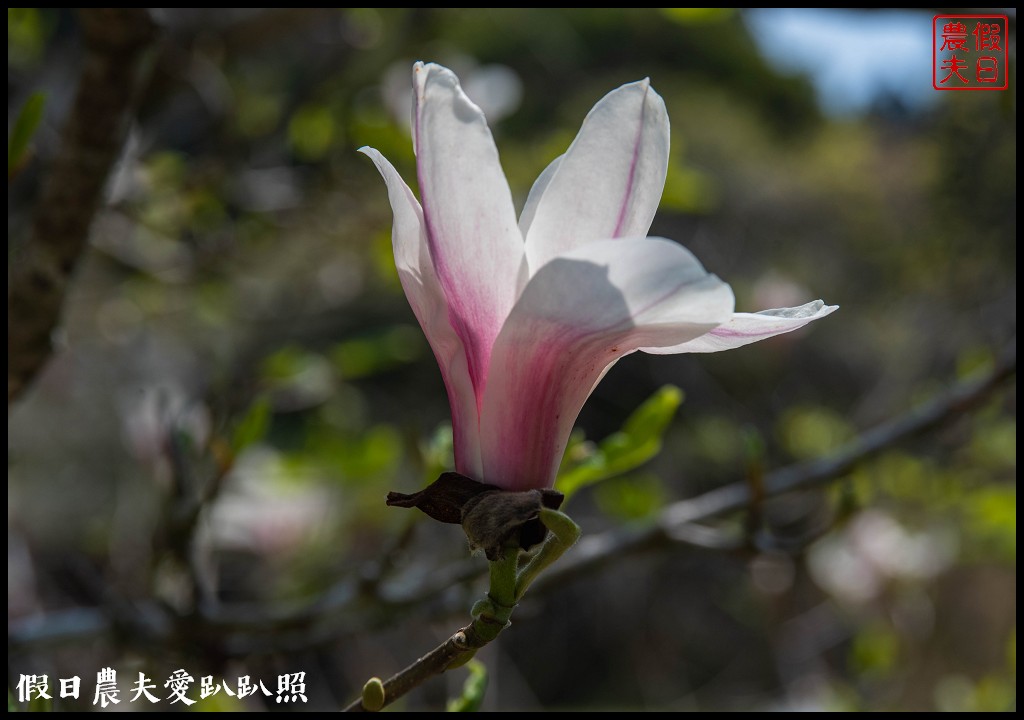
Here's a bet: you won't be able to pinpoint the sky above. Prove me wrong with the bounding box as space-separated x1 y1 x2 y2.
745 9 940 116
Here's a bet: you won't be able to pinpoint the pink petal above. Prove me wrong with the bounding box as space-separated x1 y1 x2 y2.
359 147 482 478
523 79 670 273
413 62 526 406
644 300 838 354
479 238 734 490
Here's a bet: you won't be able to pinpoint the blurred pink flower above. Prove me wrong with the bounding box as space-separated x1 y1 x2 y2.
361 62 835 491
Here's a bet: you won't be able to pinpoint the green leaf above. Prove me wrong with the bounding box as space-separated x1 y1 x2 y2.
231 396 272 453
447 660 488 712
330 325 424 379
621 385 683 442
557 385 683 499
8 92 45 177
594 473 667 522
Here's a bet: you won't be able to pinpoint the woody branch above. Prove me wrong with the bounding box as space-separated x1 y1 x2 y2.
8 8 157 406
8 342 1014 663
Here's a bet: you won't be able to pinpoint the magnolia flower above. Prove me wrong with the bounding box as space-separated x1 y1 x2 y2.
361 62 835 493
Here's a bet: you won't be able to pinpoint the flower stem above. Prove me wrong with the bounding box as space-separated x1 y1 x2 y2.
343 511 580 711
515 508 581 601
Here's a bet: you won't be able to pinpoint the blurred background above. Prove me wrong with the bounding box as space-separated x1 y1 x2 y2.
8 8 1016 711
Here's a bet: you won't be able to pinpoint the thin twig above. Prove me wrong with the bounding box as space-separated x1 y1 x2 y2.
340 345 1016 710
535 343 1016 591
8 345 1015 656
8 9 157 405
344 543 523 711
341 622 487 712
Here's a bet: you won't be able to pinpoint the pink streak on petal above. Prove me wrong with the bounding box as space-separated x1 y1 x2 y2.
482 326 621 491
643 301 838 355
480 239 734 490
524 79 669 273
432 337 482 478
611 84 647 238
359 144 483 479
412 62 524 413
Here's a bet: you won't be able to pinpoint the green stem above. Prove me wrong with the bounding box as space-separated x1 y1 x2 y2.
344 510 582 711
487 544 518 610
464 544 518 650
515 508 581 601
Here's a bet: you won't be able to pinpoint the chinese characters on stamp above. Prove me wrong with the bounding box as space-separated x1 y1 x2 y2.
933 15 1009 90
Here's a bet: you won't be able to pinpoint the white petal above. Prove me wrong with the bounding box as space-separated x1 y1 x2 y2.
518 154 563 237
644 300 838 354
359 146 482 478
358 148 427 281
413 62 525 399
479 238 734 490
524 79 670 273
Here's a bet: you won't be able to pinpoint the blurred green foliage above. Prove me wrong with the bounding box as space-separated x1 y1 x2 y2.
7 8 50 68
594 472 668 523
446 660 488 712
289 103 340 161
850 622 900 677
779 406 854 459
558 385 683 499
7 91 45 177
231 395 272 453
